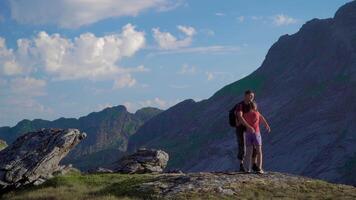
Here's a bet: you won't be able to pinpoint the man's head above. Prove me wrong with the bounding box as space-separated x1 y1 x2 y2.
244 90 255 103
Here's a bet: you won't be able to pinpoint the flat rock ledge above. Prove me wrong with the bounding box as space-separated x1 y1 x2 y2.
135 172 356 199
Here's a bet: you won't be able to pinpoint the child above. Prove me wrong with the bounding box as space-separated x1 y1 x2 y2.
243 101 271 174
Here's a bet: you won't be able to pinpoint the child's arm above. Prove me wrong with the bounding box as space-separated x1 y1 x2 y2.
259 113 271 133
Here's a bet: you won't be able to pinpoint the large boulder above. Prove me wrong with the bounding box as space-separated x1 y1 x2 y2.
115 148 169 174
0 128 86 190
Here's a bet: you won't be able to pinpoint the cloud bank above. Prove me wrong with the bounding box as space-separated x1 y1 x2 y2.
9 0 180 28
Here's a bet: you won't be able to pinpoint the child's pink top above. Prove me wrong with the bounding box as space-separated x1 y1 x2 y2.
243 111 260 133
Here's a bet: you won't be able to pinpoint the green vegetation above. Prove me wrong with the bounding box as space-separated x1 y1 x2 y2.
212 74 266 97
340 153 356 185
2 172 356 200
2 172 156 200
0 139 7 150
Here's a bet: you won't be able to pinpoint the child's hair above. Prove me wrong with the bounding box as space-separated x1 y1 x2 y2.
250 101 258 111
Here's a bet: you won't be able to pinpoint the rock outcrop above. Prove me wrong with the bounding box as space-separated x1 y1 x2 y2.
136 172 356 199
0 128 86 190
114 148 169 174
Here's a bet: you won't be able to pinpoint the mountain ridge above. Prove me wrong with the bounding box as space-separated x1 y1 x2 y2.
0 105 163 170
127 0 356 186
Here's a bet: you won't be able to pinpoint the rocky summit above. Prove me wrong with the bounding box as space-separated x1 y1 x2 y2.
0 128 86 190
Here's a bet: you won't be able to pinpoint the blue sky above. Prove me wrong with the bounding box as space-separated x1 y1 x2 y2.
0 0 351 126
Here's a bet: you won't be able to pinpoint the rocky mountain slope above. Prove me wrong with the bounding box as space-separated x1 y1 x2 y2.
2 171 356 200
0 106 162 170
128 1 356 186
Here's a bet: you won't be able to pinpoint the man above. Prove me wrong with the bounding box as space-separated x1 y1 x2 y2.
234 90 258 172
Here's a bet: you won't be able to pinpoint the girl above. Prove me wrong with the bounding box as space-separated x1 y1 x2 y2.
243 101 271 174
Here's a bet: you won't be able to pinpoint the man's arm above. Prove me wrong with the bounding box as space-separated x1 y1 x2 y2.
237 111 255 133
259 113 271 133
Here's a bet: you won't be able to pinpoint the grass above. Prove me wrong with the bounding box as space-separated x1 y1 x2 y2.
1 171 156 200
0 140 7 150
212 74 266 98
2 172 356 200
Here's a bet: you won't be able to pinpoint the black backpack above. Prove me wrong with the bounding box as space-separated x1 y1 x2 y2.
228 104 238 127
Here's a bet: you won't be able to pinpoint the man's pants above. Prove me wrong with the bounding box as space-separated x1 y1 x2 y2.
235 126 256 161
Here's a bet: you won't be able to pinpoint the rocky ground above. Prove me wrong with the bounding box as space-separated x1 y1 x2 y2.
2 171 356 200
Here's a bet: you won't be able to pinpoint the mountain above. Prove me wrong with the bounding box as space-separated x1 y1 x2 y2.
0 105 163 170
127 1 356 186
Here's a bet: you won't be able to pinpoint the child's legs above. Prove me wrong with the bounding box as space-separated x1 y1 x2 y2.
244 132 254 171
255 145 263 169
245 145 253 171
253 133 263 169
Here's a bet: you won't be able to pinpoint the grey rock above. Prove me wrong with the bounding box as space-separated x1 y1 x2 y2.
0 128 86 190
136 172 353 199
115 148 169 173
88 167 114 173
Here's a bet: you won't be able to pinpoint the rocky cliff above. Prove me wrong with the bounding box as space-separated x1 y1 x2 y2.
0 128 86 190
128 1 356 186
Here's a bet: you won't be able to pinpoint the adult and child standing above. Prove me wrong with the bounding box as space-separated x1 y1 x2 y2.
231 90 271 174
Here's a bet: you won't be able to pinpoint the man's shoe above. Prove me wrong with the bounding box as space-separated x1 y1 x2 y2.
252 163 259 172
256 168 264 174
239 163 246 172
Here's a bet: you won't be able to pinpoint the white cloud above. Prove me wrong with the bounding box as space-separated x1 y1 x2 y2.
272 14 297 26
0 38 25 76
113 74 137 89
96 103 113 111
10 77 46 96
206 72 214 81
152 25 196 49
0 24 147 88
237 16 245 23
205 71 235 82
124 97 181 112
251 16 264 21
177 25 196 37
150 45 240 55
2 60 23 75
215 13 226 17
9 0 180 28
178 64 196 75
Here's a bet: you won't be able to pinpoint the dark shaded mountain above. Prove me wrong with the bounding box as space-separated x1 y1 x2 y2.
128 1 356 186
0 105 163 170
